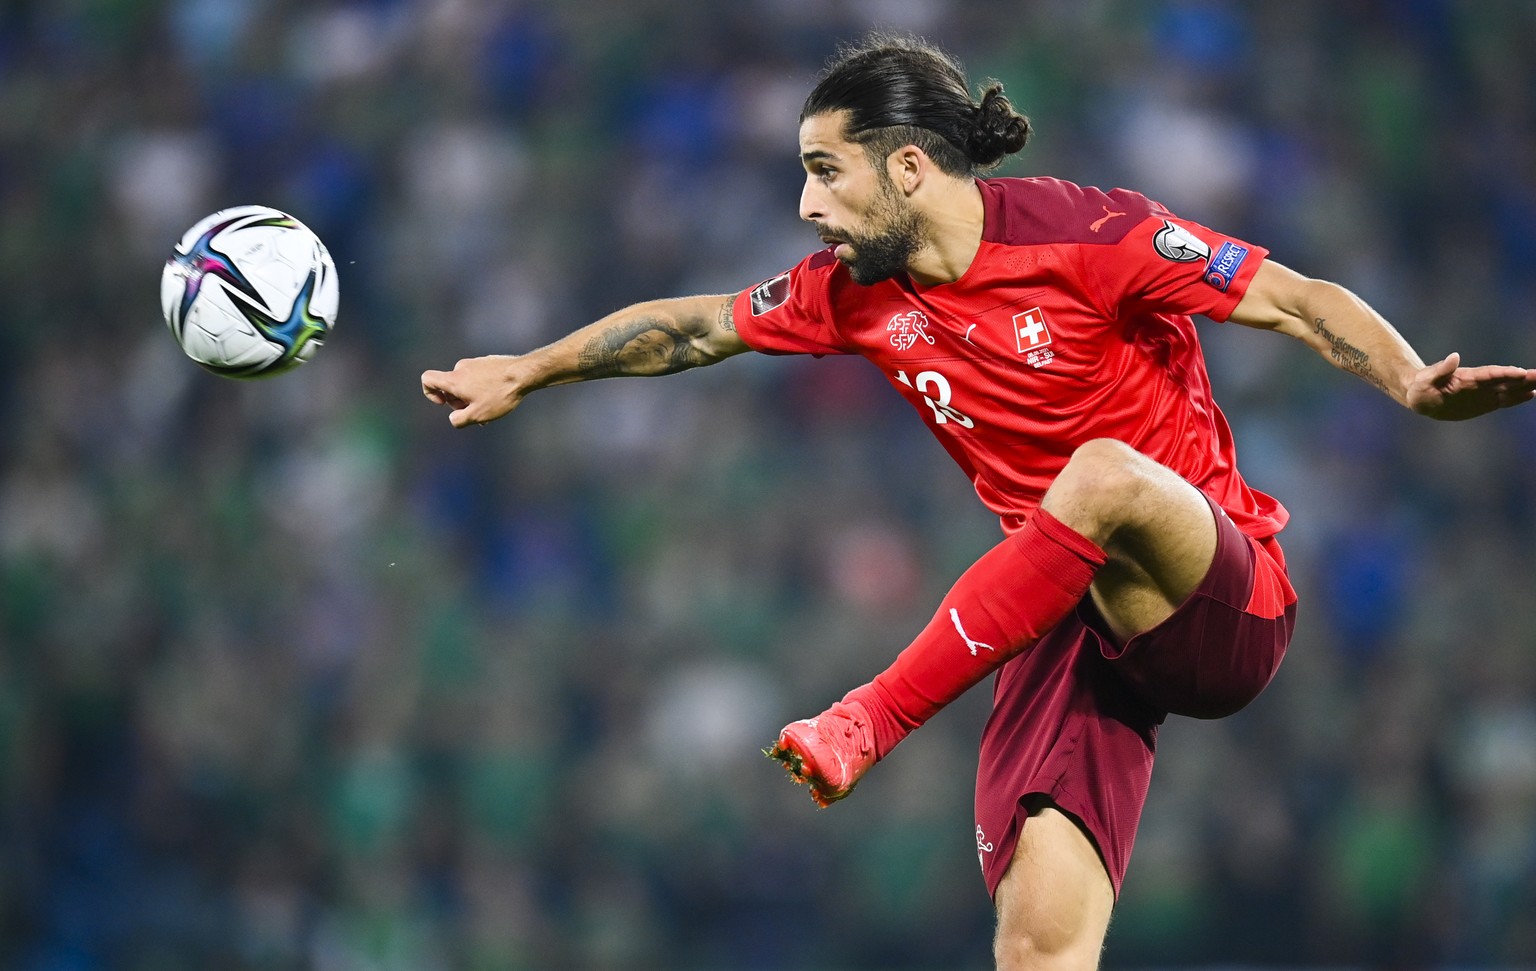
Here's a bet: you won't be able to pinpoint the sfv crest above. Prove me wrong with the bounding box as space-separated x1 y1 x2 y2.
887 310 936 351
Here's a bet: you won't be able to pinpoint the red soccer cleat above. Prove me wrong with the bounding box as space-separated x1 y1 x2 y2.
766 699 876 807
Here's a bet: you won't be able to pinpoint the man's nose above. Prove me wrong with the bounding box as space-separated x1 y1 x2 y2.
799 178 824 223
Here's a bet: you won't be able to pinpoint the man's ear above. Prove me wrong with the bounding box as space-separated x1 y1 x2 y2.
887 144 927 196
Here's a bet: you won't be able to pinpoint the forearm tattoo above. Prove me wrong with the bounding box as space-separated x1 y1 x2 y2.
577 316 710 378
1314 316 1388 392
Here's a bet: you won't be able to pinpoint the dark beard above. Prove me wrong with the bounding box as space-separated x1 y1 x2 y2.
826 186 927 286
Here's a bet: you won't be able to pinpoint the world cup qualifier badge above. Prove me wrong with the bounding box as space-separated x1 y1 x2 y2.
750 271 792 316
1152 220 1211 263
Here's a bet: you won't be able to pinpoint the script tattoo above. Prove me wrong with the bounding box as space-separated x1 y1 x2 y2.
578 316 710 378
1313 316 1388 392
717 300 736 333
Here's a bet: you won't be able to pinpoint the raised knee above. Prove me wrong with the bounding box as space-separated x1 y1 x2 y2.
1061 438 1148 494
1046 439 1155 524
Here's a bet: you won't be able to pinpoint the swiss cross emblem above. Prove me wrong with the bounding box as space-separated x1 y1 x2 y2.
887 310 936 351
1012 307 1055 369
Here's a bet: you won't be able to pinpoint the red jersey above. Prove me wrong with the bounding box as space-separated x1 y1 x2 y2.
731 176 1288 539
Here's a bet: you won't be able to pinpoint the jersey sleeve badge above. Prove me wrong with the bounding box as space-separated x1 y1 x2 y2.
1152 220 1212 263
750 271 792 316
1203 241 1250 292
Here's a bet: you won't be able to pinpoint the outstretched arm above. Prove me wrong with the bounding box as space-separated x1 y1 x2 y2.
421 293 748 428
1226 260 1536 420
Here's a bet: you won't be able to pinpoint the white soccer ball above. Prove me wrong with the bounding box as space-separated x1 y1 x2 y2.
161 205 339 379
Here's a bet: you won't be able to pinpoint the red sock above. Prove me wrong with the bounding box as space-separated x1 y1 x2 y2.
844 509 1106 760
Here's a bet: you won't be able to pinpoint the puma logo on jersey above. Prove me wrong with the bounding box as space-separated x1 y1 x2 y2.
1089 205 1127 232
950 608 995 656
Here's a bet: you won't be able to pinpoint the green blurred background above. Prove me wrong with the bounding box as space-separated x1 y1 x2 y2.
2 1 1535 968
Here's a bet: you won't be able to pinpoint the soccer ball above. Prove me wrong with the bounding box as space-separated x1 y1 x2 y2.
161 205 339 379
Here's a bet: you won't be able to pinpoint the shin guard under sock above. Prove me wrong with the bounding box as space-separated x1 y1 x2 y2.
846 509 1107 760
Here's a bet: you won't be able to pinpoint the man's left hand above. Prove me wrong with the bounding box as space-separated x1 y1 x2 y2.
1406 352 1536 420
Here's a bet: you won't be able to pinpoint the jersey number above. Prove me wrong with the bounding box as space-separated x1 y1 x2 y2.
895 369 975 428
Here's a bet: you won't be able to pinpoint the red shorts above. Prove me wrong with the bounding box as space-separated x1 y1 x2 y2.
974 496 1296 898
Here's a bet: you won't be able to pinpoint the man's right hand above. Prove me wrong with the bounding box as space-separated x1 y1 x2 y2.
421 355 525 428
420 294 747 430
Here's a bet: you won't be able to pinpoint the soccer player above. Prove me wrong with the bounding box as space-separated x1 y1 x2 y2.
422 34 1536 971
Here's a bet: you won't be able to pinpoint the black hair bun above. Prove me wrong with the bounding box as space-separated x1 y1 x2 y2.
966 83 1032 170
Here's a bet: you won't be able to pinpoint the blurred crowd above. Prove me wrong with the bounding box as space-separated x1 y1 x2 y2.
3 0 1536 968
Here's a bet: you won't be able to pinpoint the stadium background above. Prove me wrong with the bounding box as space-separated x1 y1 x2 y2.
2 0 1535 968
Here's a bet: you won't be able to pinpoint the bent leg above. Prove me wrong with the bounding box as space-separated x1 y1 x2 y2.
770 439 1220 801
1040 438 1218 643
861 439 1219 736
993 807 1114 971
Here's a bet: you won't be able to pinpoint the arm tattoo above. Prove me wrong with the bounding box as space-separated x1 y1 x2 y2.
577 316 710 378
717 300 736 333
1313 316 1388 392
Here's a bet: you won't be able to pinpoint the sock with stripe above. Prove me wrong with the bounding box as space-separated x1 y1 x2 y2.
844 508 1107 759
